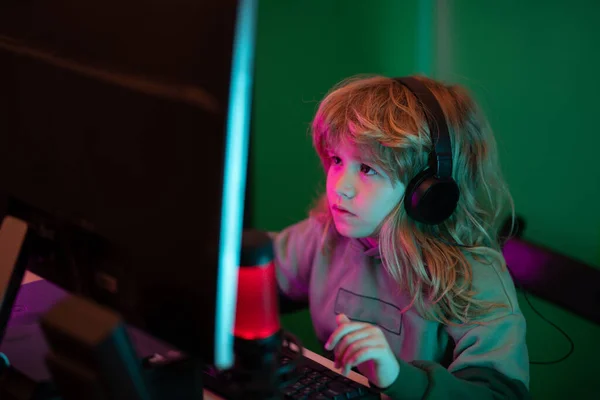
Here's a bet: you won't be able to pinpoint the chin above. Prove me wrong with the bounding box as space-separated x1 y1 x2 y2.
333 221 371 239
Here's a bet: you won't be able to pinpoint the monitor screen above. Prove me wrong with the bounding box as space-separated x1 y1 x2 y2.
0 0 257 369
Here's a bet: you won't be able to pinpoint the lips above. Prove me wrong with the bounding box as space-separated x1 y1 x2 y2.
332 204 355 215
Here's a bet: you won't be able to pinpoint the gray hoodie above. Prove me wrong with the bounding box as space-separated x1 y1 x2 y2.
274 216 531 399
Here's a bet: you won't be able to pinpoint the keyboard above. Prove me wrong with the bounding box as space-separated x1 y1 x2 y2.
202 346 381 400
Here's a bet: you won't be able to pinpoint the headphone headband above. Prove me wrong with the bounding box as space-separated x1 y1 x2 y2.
393 77 452 178
394 76 459 225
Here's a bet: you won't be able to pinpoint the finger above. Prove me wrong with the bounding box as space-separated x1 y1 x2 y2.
325 322 368 350
336 313 351 325
345 345 386 372
333 327 374 363
339 337 382 373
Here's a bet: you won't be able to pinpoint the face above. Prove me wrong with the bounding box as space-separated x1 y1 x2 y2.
326 142 405 239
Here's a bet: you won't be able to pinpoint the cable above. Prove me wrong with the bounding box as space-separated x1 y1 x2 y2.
433 232 575 365
506 266 575 365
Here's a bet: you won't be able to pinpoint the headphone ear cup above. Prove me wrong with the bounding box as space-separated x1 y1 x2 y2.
404 168 434 222
404 169 460 225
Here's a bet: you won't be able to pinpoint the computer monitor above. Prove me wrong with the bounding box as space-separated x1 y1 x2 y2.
0 0 257 370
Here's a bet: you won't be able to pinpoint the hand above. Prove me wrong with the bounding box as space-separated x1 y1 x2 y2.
324 314 400 389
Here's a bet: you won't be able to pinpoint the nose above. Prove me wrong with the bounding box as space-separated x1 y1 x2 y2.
335 170 356 199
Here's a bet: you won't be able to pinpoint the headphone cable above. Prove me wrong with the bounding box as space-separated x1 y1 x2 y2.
432 233 574 365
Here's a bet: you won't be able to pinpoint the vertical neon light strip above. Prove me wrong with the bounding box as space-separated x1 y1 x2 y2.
214 0 257 369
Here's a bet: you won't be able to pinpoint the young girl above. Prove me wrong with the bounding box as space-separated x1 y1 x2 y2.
273 75 530 399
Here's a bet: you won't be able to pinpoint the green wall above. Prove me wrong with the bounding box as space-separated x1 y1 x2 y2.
251 1 600 398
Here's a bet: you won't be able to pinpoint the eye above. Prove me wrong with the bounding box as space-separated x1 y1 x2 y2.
360 164 378 176
330 155 342 165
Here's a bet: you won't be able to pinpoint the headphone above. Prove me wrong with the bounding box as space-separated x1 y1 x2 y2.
394 77 460 225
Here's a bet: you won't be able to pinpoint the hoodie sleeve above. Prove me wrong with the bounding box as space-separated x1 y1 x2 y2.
271 217 325 302
372 256 531 399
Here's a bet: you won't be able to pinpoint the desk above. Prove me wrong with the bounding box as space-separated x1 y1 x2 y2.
20 272 381 399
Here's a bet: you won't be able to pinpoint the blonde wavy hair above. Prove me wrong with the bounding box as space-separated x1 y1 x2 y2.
310 75 514 326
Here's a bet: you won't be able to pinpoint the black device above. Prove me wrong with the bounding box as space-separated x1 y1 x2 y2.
394 77 460 225
0 0 256 370
39 295 156 400
0 0 259 398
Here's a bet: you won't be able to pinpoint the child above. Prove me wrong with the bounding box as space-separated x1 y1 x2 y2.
273 75 530 399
